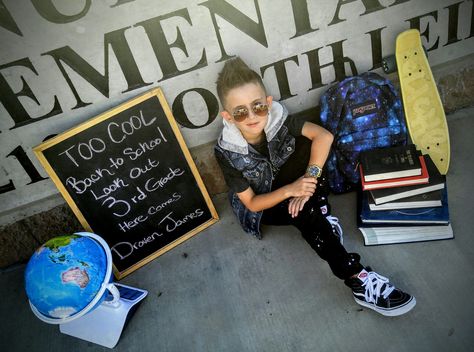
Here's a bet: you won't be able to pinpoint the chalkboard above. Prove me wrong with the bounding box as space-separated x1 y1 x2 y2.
34 88 219 279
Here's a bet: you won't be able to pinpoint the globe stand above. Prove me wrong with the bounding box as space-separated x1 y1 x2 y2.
59 283 147 348
25 232 149 348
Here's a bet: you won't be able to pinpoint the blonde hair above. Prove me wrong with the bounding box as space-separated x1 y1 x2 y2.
216 57 266 108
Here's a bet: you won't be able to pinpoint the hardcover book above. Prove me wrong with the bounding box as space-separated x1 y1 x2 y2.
368 189 442 211
359 144 421 182
358 224 453 246
360 155 429 191
369 154 445 204
359 187 449 225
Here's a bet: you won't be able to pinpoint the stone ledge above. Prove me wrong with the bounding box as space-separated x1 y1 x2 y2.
387 53 474 114
0 204 81 268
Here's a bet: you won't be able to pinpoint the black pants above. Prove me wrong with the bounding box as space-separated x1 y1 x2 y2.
261 174 363 280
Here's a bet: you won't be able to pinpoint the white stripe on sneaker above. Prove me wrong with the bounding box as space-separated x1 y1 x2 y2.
354 296 416 317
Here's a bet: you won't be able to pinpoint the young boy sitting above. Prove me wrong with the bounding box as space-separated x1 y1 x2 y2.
214 57 416 316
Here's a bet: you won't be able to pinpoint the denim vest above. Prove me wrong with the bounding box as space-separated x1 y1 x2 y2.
215 102 295 238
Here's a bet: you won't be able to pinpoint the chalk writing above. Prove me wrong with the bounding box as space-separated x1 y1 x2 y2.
107 110 157 144
66 168 115 194
144 168 185 192
159 209 204 233
122 127 168 160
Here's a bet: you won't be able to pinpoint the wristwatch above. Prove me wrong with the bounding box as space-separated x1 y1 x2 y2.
305 164 323 178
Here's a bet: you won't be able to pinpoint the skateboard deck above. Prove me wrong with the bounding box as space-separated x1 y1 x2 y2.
395 29 450 174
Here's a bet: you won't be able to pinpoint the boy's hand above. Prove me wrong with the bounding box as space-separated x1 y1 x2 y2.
288 196 310 218
286 176 317 198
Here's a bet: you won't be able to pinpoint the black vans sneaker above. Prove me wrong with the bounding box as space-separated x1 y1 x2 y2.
345 269 416 316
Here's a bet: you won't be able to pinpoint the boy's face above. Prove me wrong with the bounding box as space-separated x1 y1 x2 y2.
221 82 273 143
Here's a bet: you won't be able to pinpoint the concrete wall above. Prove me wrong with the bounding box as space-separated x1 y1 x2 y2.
1 0 474 267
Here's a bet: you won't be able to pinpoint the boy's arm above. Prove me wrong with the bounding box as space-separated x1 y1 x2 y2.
237 122 333 213
237 176 317 212
301 121 334 172
287 121 334 217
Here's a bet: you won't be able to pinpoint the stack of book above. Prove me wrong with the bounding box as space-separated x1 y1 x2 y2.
357 144 453 245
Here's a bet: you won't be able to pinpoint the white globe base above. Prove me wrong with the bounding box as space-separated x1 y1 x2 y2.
59 283 147 348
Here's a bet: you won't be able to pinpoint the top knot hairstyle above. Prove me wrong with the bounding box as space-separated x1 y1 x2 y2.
216 57 266 108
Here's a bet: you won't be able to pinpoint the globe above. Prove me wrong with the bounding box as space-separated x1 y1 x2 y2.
24 232 117 324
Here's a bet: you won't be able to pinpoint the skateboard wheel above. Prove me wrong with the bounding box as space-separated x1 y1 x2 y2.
382 54 397 74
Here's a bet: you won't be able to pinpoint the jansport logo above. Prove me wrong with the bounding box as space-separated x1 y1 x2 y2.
351 100 378 118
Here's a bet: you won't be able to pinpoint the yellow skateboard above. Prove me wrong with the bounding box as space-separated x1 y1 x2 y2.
383 29 450 174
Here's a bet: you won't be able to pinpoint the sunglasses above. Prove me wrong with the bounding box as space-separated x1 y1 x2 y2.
231 102 269 122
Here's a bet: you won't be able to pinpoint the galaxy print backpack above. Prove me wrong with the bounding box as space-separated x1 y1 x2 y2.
320 72 407 193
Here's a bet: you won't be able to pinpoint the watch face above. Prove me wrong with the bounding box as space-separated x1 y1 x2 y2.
308 165 322 177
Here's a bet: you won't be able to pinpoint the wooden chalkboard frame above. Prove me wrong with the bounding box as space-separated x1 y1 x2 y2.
34 88 219 279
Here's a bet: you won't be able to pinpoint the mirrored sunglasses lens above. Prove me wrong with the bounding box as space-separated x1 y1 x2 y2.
233 109 249 121
253 103 268 116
